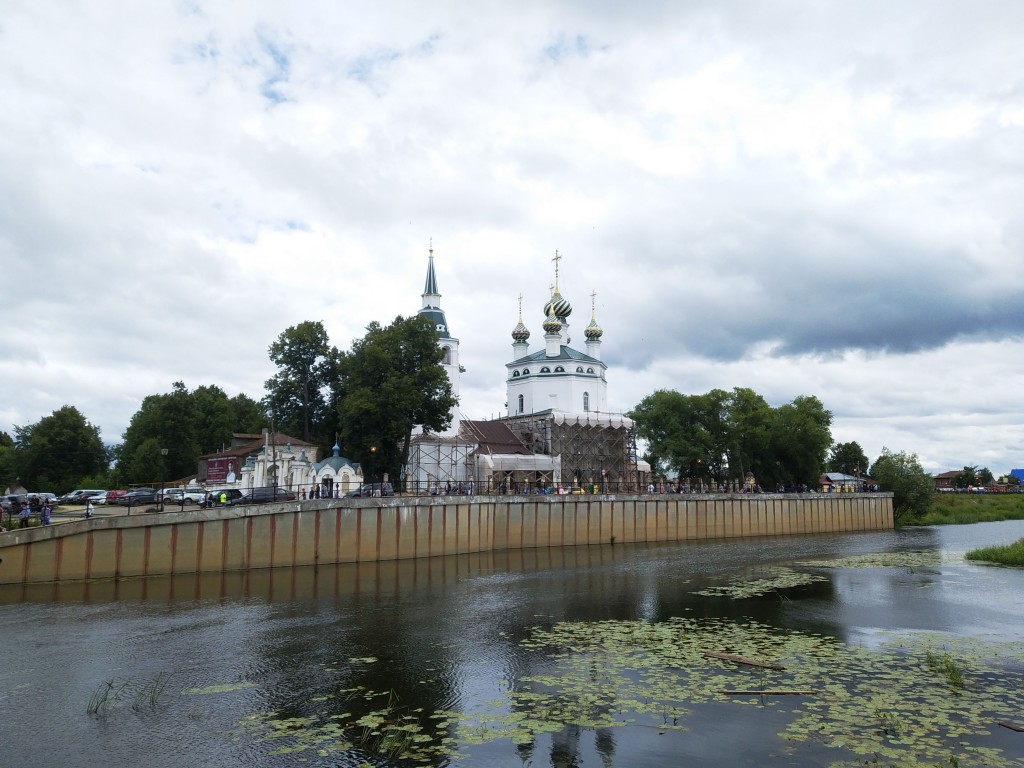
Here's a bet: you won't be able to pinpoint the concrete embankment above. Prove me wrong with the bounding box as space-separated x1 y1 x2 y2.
0 493 893 585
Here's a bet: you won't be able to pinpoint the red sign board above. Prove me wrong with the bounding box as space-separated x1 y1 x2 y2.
207 457 238 484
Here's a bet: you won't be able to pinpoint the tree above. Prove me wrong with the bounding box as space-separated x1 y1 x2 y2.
951 465 994 489
725 388 774 483
768 395 833 489
631 387 831 489
630 390 705 478
334 315 457 487
115 383 267 484
263 321 332 444
230 393 267 435
11 406 107 491
827 441 870 476
870 448 933 522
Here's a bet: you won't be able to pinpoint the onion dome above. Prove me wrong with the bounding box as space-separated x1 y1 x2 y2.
543 290 572 320
585 314 603 340
542 305 562 334
512 295 531 341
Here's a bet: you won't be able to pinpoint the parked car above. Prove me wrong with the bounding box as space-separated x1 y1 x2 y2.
116 487 158 505
205 488 244 506
84 492 109 505
346 482 395 498
1 494 26 514
230 487 298 505
103 490 128 505
57 489 105 505
160 488 208 505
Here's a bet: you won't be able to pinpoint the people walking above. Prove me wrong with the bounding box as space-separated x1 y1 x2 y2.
41 502 52 525
85 500 94 519
19 501 31 528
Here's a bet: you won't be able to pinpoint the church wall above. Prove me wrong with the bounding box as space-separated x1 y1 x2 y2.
1 493 893 585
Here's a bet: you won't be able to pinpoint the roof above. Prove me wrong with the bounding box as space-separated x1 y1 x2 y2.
460 420 533 455
509 346 601 366
200 432 316 461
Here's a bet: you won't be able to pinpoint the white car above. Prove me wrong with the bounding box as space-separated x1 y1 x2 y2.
160 488 207 505
84 492 108 505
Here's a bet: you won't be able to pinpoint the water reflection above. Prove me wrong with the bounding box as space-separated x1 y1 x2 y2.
1 523 1022 768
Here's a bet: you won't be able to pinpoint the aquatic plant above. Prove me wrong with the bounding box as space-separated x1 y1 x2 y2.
233 618 1023 766
965 537 1024 566
693 566 828 598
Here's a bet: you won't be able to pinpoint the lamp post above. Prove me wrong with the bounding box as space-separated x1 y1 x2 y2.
160 448 168 512
370 445 377 482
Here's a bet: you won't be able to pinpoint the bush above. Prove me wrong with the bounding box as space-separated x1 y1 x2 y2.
869 448 933 523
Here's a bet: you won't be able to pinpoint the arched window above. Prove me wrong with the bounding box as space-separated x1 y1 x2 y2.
512 370 520 377
522 368 530 375
540 366 551 373
518 394 524 413
554 366 564 372
441 346 451 365
583 392 590 411
576 366 584 372
586 367 595 374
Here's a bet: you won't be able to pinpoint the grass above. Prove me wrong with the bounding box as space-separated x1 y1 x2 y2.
965 537 1024 567
925 650 965 690
908 492 1024 526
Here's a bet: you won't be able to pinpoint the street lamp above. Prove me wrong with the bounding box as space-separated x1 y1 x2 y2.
160 448 168 512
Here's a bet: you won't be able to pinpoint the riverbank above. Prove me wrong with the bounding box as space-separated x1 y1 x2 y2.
908 492 1024 526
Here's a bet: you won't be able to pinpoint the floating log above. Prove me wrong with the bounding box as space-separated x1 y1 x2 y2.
720 690 816 696
998 721 1024 732
704 651 786 671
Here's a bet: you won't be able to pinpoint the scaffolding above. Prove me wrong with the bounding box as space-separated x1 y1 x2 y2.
501 410 647 493
404 432 477 493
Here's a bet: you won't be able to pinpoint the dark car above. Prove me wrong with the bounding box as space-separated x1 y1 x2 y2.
116 487 158 505
346 482 395 498
205 488 244 507
230 487 298 505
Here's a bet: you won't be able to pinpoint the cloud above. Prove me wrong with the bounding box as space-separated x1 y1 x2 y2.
1 0 1023 475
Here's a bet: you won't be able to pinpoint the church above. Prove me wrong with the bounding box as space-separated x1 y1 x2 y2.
405 248 647 494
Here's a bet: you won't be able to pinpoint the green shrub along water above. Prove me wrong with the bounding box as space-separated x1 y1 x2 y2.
965 537 1024 567
909 492 1024 526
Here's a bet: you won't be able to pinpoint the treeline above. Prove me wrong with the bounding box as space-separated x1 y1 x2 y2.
1 315 456 492
629 388 834 489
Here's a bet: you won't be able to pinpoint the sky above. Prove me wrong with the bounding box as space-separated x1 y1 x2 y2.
2 1 1023 476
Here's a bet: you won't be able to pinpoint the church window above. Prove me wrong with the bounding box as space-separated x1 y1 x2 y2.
587 367 595 373
576 366 584 372
583 392 590 411
554 366 564 372
442 346 452 365
522 368 530 375
512 370 520 377
540 366 551 373
518 394 524 413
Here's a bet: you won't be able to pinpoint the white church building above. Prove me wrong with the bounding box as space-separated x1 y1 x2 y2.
405 248 647 494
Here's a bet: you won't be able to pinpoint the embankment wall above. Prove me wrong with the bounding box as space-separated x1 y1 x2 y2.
0 493 893 585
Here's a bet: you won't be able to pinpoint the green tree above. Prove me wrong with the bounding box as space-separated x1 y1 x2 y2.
870 448 933 522
263 321 332 444
725 388 774 484
335 315 457 487
11 406 107 491
827 441 870 476
767 395 833 488
191 385 235 454
124 437 168 487
951 465 994 488
117 382 199 483
230 393 267 435
630 390 704 478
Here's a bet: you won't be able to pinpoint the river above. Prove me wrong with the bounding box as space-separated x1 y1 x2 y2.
1 521 1022 767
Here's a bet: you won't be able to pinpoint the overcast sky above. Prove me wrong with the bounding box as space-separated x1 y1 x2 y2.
2 1 1022 475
